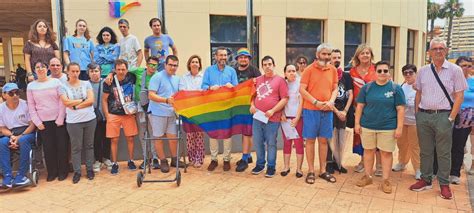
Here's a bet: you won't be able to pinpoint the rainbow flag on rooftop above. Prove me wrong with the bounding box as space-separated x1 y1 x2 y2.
173 80 255 139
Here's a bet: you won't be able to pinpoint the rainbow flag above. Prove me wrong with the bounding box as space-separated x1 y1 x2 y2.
109 0 141 18
174 80 255 139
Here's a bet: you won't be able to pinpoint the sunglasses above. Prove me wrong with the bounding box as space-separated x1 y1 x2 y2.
148 63 158 68
376 69 389 74
403 71 415 76
460 64 472 68
5 90 20 97
298 62 307 65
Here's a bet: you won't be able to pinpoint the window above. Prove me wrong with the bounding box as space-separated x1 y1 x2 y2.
210 15 259 67
286 18 323 65
344 22 366 69
407 30 415 65
381 26 396 69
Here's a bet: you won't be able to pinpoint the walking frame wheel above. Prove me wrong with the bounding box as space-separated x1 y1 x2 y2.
137 171 144 187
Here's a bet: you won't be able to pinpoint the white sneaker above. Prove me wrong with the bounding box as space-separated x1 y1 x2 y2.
392 163 406 172
415 170 422 180
103 159 113 170
354 162 365 173
93 161 102 173
449 175 461 185
374 165 383 177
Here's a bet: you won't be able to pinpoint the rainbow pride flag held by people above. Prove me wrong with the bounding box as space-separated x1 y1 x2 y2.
174 80 255 139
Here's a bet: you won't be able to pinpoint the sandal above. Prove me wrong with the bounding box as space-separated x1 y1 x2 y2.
280 168 290 177
319 172 336 183
296 171 303 178
305 172 316 184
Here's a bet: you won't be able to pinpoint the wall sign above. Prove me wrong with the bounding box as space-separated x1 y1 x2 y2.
109 0 141 18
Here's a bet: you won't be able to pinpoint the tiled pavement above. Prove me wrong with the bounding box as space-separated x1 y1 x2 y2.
1 145 472 212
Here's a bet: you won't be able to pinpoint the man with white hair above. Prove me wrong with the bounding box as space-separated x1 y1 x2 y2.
300 43 339 184
409 37 467 200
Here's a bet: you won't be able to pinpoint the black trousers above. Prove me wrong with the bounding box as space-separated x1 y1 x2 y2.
433 126 471 177
94 119 111 162
40 121 69 178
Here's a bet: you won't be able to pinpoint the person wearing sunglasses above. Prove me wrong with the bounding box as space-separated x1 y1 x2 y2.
448 56 474 184
391 64 421 180
27 61 68 182
355 61 406 194
409 38 467 200
0 83 36 189
295 56 308 76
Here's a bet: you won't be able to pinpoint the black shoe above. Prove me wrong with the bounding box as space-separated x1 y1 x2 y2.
326 162 335 174
236 156 253 165
58 174 68 181
207 160 218 171
170 157 186 168
235 160 248 172
153 158 160 170
72 173 81 184
160 159 170 173
280 168 290 177
139 161 145 170
87 170 95 180
296 171 303 178
265 167 276 178
335 166 348 174
47 175 57 182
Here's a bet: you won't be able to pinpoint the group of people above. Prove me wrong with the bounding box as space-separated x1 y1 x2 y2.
0 17 473 201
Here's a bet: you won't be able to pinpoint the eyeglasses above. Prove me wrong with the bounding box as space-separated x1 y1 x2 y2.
298 61 307 65
147 63 158 68
5 90 20 97
376 69 389 74
460 64 472 68
402 71 415 76
167 64 178 68
35 65 47 70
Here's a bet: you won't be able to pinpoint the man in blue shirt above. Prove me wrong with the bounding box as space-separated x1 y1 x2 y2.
201 47 238 172
148 55 184 173
144 18 178 72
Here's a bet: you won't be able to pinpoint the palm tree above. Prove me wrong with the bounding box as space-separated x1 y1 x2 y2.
427 1 442 41
440 0 465 49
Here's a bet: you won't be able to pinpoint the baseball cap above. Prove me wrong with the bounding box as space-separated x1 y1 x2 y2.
2 83 19 93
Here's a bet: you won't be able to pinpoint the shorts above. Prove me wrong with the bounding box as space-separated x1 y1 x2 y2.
302 109 333 139
149 114 177 137
360 127 396 152
106 114 138 138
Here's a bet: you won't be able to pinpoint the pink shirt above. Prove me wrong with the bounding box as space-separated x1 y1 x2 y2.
26 78 66 126
416 60 467 110
254 74 289 122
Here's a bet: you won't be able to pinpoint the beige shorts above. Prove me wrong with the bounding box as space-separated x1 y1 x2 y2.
360 127 396 152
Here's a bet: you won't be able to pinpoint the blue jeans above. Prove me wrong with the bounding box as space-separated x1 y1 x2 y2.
0 133 34 177
252 119 280 168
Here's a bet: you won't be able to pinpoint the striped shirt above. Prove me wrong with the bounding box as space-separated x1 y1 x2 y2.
26 78 66 126
416 60 467 110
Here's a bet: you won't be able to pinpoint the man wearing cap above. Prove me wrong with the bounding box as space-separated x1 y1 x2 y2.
233 47 261 172
0 83 36 189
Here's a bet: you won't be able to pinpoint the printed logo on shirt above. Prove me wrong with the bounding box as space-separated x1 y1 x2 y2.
385 91 394 98
256 81 273 101
153 40 166 62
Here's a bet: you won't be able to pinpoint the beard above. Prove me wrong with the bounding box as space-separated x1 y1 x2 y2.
318 59 330 67
333 61 340 68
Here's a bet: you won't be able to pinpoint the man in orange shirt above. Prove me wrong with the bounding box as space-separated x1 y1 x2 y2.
300 43 339 184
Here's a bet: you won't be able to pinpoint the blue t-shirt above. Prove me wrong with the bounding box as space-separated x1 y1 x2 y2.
461 77 474 109
356 81 406 130
201 65 238 90
144 34 174 70
63 36 95 70
148 70 179 117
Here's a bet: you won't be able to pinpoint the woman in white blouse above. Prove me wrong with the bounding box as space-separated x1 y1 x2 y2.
178 55 205 168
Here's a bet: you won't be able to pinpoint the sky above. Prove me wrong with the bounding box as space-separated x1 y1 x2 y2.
433 0 474 27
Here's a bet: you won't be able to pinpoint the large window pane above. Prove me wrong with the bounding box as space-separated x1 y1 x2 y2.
210 15 259 66
381 26 396 69
406 30 415 65
286 18 323 65
344 22 366 69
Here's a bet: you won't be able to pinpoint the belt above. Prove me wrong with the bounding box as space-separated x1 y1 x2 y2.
419 108 451 114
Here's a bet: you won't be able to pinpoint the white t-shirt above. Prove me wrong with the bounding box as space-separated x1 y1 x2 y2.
59 80 96 123
402 82 416 125
119 34 141 69
284 77 301 117
0 100 31 129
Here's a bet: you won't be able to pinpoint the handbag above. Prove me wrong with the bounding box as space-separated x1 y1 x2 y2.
457 108 474 128
430 63 460 124
114 75 138 115
95 81 104 121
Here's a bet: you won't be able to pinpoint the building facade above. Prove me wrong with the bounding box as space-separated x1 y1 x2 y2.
441 15 474 60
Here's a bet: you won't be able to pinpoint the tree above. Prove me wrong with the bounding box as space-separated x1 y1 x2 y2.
440 0 465 49
427 0 442 41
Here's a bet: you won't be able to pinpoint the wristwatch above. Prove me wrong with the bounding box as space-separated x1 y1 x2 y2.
312 99 318 105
